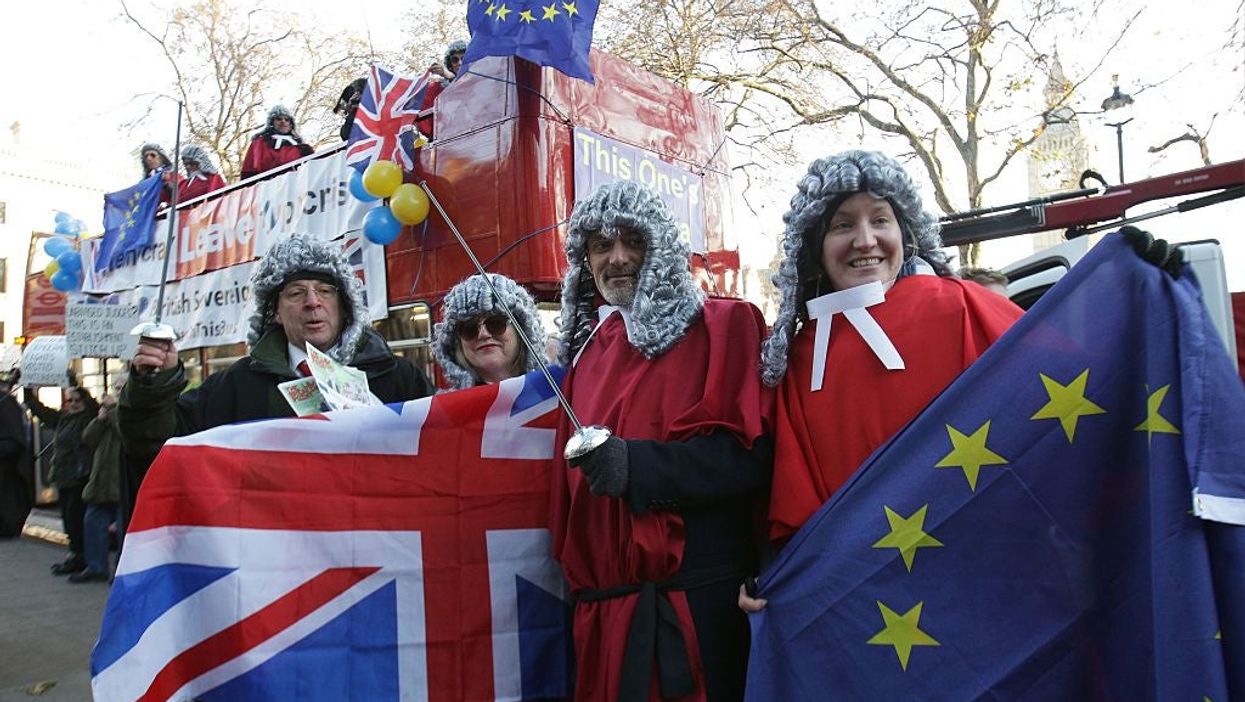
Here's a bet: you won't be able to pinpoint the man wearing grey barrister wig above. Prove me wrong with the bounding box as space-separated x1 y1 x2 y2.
549 181 775 702
118 234 434 469
432 273 547 390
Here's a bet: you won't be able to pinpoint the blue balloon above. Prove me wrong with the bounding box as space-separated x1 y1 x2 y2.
349 170 380 202
56 250 83 274
73 219 88 237
50 270 79 292
43 237 73 258
54 221 76 235
54 211 73 225
363 207 402 245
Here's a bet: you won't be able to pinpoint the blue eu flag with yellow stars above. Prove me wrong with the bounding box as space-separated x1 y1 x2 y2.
461 0 599 83
99 173 163 272
746 232 1245 700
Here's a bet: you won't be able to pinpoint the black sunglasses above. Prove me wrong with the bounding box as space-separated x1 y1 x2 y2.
456 316 508 341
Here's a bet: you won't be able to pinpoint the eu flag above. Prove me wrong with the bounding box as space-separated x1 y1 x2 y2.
461 0 599 83
746 233 1245 700
98 173 163 272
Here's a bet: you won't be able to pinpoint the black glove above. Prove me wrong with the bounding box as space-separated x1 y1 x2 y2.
1120 225 1183 278
569 436 629 497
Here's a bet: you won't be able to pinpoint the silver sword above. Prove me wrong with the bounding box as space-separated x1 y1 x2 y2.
418 181 611 461
130 99 184 346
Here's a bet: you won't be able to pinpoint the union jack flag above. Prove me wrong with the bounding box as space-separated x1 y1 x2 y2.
91 370 573 701
345 64 431 173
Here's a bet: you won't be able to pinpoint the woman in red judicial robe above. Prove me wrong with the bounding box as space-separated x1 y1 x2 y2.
240 105 314 181
177 144 227 202
758 150 1024 544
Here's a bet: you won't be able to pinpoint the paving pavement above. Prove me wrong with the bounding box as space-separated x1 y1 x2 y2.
0 513 110 702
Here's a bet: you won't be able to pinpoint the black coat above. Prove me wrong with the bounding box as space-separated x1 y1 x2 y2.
118 327 434 468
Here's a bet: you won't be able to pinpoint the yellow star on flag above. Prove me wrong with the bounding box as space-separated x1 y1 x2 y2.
485 3 496 16
867 601 940 670
872 505 944 572
1134 384 1180 440
495 4 512 20
1030 369 1106 442
935 420 1008 491
519 9 535 22
562 1 579 16
542 2 561 20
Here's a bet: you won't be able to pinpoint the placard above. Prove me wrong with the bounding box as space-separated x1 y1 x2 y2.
66 301 141 359
19 336 70 387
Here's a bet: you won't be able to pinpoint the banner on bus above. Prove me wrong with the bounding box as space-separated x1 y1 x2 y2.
91 235 387 353
82 150 383 296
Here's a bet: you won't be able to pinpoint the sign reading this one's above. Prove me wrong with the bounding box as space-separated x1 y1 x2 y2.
572 127 707 253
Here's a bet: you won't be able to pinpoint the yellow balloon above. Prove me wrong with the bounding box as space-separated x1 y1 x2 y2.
413 135 428 149
44 259 60 278
389 184 430 226
362 160 403 199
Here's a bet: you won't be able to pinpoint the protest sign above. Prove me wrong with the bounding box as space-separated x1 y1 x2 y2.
66 301 141 359
20 336 70 387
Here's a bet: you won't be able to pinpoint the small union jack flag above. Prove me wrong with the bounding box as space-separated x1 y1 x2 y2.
345 64 431 173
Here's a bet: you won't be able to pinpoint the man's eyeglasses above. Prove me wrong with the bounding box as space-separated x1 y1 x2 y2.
456 315 509 341
280 283 339 304
273 116 293 123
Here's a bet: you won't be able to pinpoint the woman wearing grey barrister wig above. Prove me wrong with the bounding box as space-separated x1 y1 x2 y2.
432 273 548 390
740 150 1023 612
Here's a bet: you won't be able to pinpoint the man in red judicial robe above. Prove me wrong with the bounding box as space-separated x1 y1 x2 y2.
552 181 774 702
177 144 227 202
240 105 314 181
758 150 1023 543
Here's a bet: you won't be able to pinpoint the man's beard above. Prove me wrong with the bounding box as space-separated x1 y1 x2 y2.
599 264 639 307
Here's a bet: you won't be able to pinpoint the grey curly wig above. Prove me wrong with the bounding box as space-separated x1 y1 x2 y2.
557 181 704 364
256 104 301 140
433 273 547 390
759 150 952 387
138 142 172 177
247 234 368 364
180 144 221 175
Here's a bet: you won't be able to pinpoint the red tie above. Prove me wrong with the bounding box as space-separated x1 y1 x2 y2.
297 360 311 377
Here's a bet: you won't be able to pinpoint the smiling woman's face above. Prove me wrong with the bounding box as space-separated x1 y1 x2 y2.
458 315 521 384
820 192 905 292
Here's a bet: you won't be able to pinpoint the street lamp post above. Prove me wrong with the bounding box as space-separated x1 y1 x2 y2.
1101 75 1135 183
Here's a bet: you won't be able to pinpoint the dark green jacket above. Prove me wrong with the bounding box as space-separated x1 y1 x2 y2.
26 393 92 488
118 327 434 468
82 412 123 504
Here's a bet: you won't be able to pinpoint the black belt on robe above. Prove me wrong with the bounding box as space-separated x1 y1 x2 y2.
574 563 747 702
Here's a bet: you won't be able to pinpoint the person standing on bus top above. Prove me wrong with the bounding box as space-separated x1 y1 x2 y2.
239 105 315 181
138 142 179 207
550 181 775 702
118 234 435 471
417 40 467 140
432 273 548 390
177 144 227 202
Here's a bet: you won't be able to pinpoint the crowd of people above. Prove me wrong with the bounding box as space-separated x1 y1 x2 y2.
1 147 1032 700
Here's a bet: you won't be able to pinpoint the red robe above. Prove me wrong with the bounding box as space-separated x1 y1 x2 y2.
240 135 313 180
417 78 448 139
177 172 226 202
768 276 1023 541
552 298 773 702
